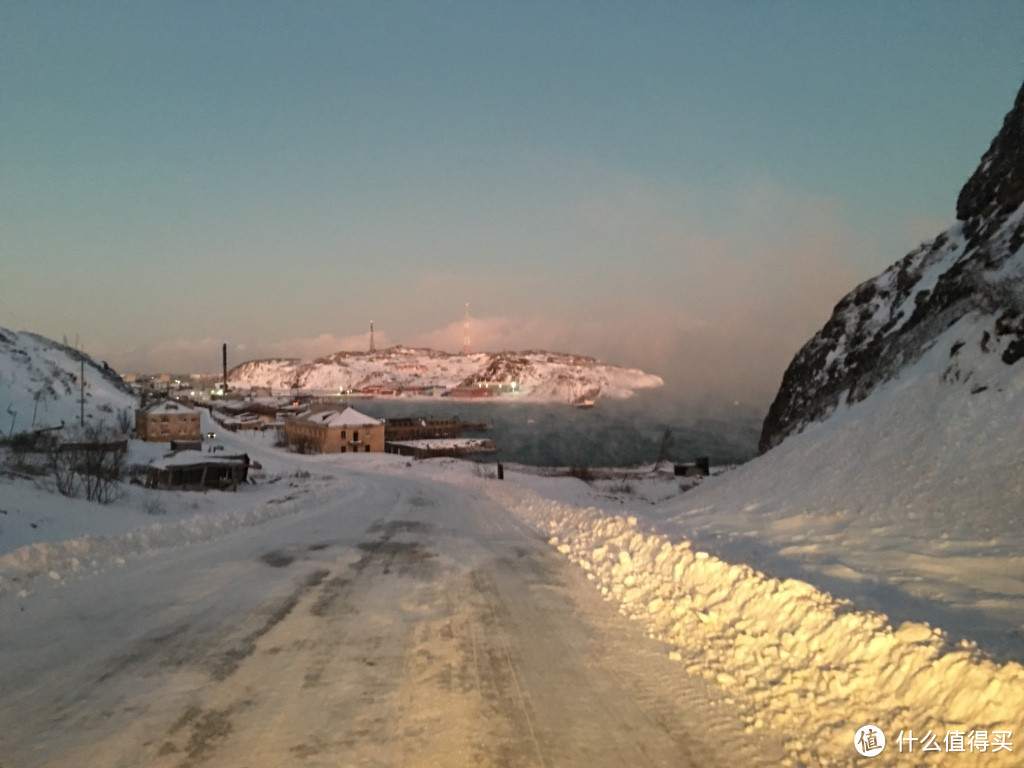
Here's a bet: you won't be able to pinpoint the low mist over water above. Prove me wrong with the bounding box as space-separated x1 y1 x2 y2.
355 391 762 468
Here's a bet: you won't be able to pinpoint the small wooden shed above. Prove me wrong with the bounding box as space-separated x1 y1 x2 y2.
146 452 250 491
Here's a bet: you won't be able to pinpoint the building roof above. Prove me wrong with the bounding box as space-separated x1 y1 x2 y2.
150 450 249 469
295 406 382 427
140 400 201 415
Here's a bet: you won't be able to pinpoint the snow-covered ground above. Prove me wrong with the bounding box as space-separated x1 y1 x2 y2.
659 312 1024 659
2 372 1021 766
1 416 781 768
0 329 136 436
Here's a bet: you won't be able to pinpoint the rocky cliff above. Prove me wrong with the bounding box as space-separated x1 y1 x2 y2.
759 81 1024 453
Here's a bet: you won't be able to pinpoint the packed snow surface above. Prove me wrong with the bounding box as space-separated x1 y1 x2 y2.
2 395 1021 766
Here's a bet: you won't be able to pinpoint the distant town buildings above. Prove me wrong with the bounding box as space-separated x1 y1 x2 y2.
384 416 468 441
383 437 496 459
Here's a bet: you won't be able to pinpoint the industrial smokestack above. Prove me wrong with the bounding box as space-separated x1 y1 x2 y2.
222 343 228 393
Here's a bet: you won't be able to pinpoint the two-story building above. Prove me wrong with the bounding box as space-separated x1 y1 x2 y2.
135 400 202 442
282 407 384 454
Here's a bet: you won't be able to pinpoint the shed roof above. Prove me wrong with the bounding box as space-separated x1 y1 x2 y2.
150 450 249 469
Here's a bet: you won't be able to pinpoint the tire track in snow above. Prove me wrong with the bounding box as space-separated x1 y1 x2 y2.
1 474 782 767
208 566 330 682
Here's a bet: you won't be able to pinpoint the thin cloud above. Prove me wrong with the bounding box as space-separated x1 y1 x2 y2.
103 175 887 412
259 332 388 361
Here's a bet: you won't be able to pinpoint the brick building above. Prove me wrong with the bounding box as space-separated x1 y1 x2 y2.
282 407 384 454
135 401 202 442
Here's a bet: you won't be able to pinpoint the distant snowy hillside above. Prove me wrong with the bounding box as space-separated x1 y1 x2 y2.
228 346 664 403
0 329 136 435
760 81 1024 452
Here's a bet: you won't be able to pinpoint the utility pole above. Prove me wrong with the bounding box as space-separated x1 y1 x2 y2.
369 321 376 353
80 358 85 428
462 303 471 355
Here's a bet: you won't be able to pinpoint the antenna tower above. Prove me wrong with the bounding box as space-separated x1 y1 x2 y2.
462 303 471 355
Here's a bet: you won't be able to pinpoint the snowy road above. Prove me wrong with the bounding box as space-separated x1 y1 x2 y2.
0 471 780 767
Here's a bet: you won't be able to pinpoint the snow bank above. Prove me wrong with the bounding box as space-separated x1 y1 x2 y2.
0 492 307 598
656 310 1024 659
486 483 1024 767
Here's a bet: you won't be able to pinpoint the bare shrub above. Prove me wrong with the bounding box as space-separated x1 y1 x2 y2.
142 495 166 515
473 462 496 479
117 407 134 435
48 423 127 503
49 444 80 498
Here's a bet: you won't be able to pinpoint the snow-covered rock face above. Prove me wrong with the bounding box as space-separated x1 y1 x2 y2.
229 346 664 403
957 81 1024 223
760 80 1024 453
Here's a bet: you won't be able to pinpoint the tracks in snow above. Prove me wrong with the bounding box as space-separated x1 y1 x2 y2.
0 475 781 767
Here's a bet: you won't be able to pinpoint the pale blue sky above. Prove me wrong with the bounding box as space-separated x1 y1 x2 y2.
2 2 1022 403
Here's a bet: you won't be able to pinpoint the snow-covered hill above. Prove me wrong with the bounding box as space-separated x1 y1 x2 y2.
720 82 1024 645
228 346 664 403
620 79 1024 764
0 329 137 436
760 81 1024 453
